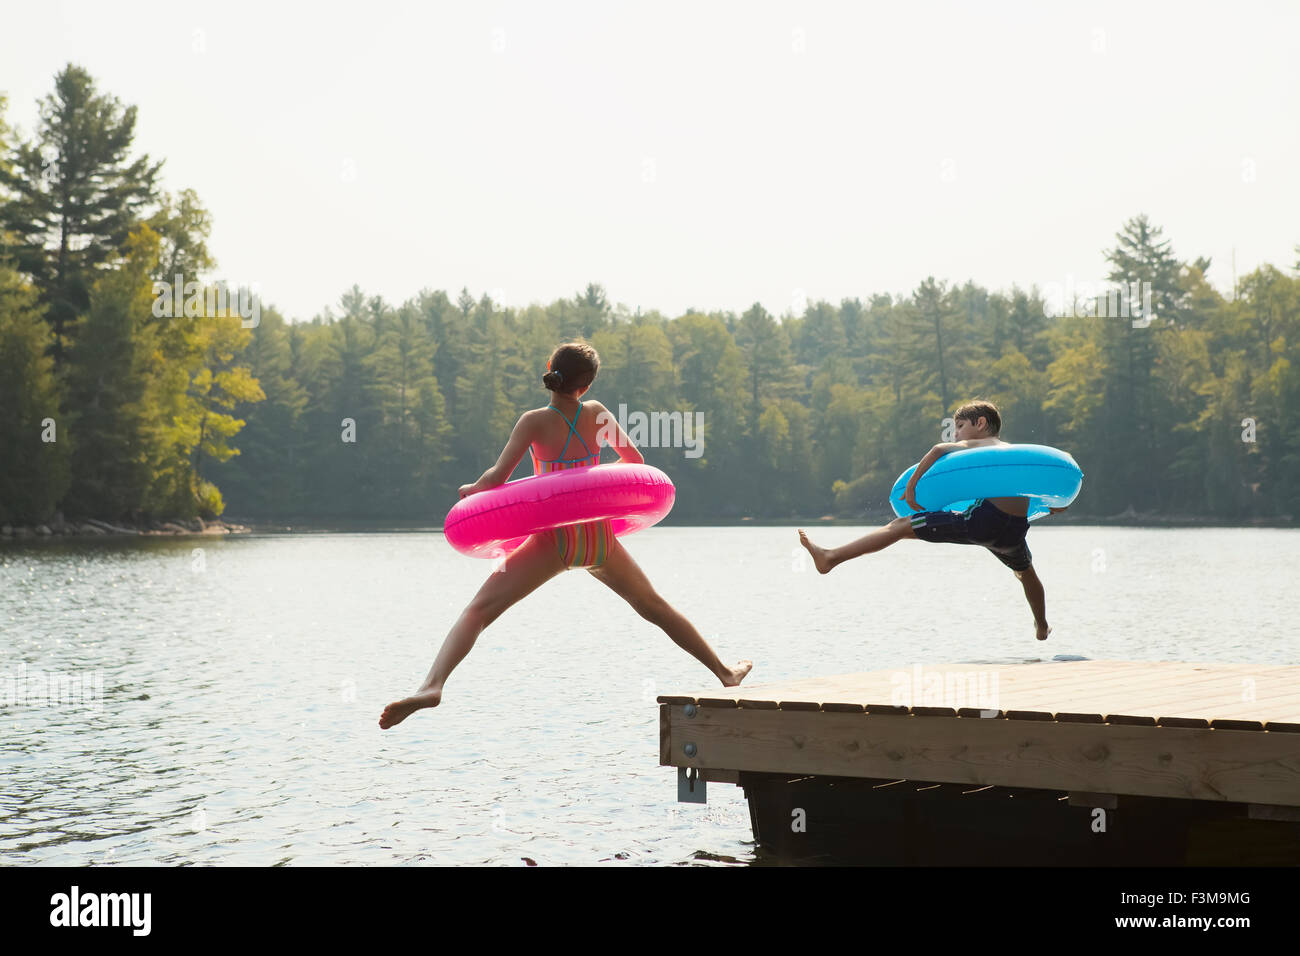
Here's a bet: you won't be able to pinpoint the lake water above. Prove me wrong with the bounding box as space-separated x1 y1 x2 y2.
2 526 1297 866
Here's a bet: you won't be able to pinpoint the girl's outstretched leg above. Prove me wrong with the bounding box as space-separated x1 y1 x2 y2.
588 538 752 687
379 533 563 729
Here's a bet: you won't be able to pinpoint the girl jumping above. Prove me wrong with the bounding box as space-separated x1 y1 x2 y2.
380 342 752 728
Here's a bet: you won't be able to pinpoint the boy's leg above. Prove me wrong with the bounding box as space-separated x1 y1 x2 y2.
985 515 1050 641
1013 564 1051 641
588 537 752 687
798 516 915 574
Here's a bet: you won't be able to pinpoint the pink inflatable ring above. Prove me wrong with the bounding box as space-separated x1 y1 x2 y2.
443 463 676 558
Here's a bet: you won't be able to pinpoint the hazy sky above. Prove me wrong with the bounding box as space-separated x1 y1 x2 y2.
4 0 1298 322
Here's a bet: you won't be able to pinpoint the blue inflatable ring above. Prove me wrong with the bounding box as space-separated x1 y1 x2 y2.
889 444 1083 521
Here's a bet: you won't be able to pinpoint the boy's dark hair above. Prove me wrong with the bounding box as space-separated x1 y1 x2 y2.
542 342 599 393
954 399 1001 435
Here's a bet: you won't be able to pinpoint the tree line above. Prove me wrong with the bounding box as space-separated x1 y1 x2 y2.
2 65 1298 526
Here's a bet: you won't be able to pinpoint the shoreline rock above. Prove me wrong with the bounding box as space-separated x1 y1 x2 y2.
0 517 250 539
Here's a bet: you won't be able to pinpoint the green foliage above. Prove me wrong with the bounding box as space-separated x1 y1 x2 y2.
191 248 1299 522
61 225 160 517
4 68 1300 524
196 480 224 519
0 262 70 522
0 64 163 367
0 63 264 523
0 94 12 183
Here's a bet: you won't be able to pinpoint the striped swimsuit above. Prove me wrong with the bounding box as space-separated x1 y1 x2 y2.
531 402 612 570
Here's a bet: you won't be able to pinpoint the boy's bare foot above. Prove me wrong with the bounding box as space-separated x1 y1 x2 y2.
721 660 753 687
378 687 442 729
1036 622 1052 642
797 529 835 574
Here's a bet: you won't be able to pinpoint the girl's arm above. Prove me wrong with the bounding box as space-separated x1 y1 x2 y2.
588 400 644 464
459 412 537 497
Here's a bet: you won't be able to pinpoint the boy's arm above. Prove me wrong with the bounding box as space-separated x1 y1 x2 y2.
459 412 536 497
905 442 963 497
589 401 644 464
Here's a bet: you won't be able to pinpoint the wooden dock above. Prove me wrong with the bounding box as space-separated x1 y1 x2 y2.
658 660 1300 864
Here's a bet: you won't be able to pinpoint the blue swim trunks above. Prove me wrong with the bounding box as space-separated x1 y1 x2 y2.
909 499 1032 572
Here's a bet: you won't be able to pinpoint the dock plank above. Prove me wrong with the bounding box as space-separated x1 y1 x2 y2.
1004 672 1300 725
661 661 1300 725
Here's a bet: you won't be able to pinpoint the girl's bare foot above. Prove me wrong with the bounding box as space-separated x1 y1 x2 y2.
721 660 753 687
379 687 442 729
797 529 835 574
1036 622 1052 641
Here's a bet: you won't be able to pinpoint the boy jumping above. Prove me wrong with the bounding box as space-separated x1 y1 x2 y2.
798 400 1064 641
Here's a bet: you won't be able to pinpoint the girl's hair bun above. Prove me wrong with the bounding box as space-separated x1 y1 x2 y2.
543 343 599 393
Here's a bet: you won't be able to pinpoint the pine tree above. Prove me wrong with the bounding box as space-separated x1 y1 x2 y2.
908 276 963 415
0 64 162 367
1106 214 1183 324
367 302 441 509
736 302 793 429
61 227 159 518
0 94 13 185
572 282 611 338
209 308 308 517
1102 215 1184 509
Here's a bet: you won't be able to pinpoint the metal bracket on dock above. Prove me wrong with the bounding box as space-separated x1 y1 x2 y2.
677 766 706 804
1248 803 1300 822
